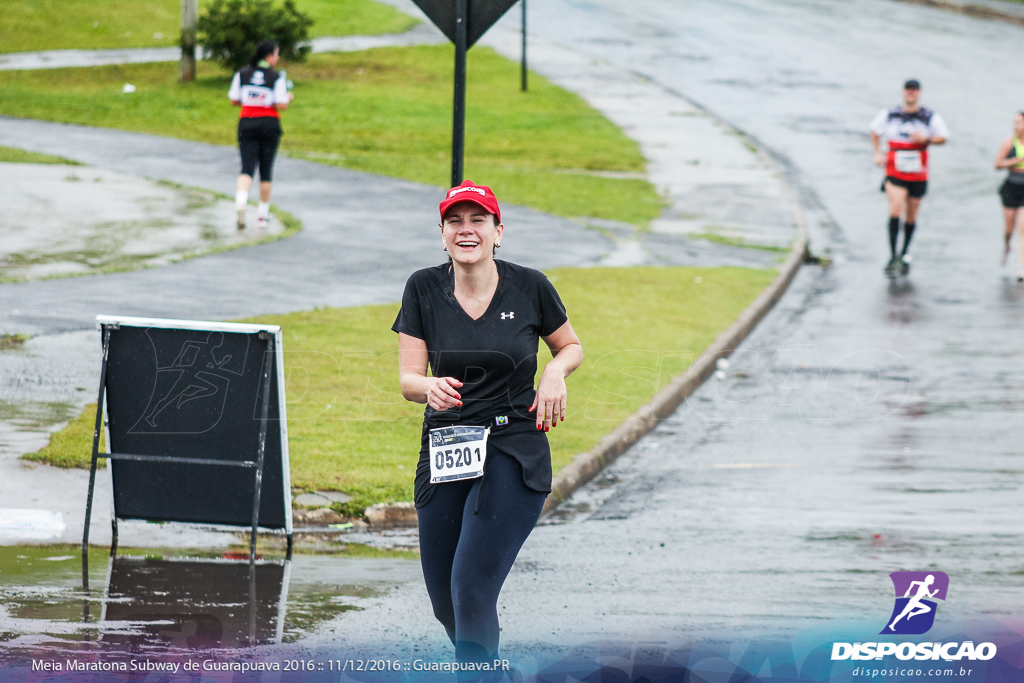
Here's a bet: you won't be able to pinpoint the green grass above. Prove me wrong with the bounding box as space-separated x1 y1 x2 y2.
26 266 774 512
0 333 30 350
0 0 416 54
0 47 663 225
689 232 791 252
0 146 81 165
23 403 105 469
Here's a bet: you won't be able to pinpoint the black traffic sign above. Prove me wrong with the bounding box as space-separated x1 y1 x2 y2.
412 0 520 187
411 0 518 48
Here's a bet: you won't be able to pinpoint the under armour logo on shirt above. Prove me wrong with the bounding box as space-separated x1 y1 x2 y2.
500 312 514 320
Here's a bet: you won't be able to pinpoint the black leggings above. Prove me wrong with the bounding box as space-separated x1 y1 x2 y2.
417 450 547 663
237 116 281 181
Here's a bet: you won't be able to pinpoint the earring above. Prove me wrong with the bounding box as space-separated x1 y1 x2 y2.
495 243 501 248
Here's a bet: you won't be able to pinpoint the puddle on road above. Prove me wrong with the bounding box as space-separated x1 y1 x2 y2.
0 400 81 460
0 544 419 660
0 401 76 431
0 165 289 284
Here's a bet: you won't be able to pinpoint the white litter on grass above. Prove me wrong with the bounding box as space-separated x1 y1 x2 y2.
122 83 136 93
716 358 730 371
0 508 66 541
714 370 726 381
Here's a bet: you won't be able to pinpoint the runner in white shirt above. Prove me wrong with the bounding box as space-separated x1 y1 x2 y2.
870 79 948 275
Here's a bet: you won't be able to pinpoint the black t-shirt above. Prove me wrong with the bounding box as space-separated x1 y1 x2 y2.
392 259 569 505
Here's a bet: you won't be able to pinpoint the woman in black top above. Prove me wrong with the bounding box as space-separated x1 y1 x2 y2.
392 180 583 665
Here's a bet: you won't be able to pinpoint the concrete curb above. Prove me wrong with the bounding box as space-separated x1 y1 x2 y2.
366 230 809 528
540 234 809 517
894 0 1024 26
366 206 810 528
538 109 813 517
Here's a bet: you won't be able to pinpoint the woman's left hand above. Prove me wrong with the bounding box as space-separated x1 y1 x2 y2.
530 365 567 432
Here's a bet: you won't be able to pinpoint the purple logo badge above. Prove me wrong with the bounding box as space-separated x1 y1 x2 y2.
881 571 949 635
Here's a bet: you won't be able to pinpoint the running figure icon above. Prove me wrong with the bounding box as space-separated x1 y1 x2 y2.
142 332 234 428
887 574 938 632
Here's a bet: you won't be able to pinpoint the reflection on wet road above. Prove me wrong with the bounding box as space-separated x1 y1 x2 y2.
0 546 419 660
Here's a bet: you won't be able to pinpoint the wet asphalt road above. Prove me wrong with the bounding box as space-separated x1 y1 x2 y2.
0 120 612 336
2 0 1023 669
309 0 1024 661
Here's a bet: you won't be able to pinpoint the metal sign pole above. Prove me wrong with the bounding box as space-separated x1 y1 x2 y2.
520 0 527 92
82 326 111 558
451 0 469 187
249 334 275 560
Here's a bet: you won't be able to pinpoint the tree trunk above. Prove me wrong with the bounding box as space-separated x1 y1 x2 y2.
180 0 198 82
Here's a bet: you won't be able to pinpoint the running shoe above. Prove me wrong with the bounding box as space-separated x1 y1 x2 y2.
1017 271 1024 283
257 214 269 230
884 257 901 275
900 253 912 276
236 207 246 231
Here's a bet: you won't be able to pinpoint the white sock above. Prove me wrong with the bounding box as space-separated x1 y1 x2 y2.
257 201 270 219
235 190 248 209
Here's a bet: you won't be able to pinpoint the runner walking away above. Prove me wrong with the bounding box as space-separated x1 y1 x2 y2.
870 79 948 276
228 40 293 231
393 180 583 669
995 112 1024 281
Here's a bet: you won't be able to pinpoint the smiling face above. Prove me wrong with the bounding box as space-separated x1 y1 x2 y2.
441 201 503 266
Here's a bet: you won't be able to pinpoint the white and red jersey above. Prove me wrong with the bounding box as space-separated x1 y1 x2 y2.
870 106 948 181
228 65 288 119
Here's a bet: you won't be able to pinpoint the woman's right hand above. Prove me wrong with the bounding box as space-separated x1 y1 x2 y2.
425 376 463 411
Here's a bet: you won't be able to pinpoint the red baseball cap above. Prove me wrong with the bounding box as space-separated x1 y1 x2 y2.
439 180 501 223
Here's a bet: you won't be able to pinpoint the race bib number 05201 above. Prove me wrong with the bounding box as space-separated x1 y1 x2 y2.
429 425 488 484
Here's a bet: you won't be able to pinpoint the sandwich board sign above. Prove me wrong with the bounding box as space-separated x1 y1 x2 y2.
83 316 293 559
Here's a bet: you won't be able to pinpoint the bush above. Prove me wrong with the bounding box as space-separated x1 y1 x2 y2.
198 0 313 72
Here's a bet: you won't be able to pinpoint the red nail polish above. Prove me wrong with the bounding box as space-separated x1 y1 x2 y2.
545 426 549 432
457 401 462 406
536 424 541 430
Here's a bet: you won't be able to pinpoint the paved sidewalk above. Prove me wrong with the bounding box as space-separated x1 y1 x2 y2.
0 14 800 547
0 25 446 71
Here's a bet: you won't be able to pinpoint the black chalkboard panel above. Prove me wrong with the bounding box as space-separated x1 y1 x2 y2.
96 316 291 533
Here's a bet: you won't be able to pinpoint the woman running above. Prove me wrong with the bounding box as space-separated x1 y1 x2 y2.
995 112 1024 280
228 40 293 231
392 180 583 666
